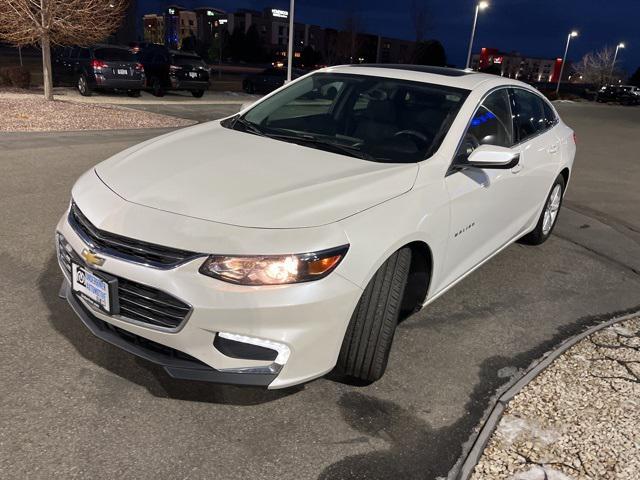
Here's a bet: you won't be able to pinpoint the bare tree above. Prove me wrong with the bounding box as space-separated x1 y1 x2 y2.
343 2 362 62
410 0 431 42
573 46 618 90
0 0 128 100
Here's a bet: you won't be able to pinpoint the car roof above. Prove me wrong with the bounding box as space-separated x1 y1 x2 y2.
321 64 529 91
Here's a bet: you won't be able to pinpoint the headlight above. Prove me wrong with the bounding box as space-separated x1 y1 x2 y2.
199 245 349 285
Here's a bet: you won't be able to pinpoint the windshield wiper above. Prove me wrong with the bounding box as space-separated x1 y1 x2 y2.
233 116 265 136
266 133 376 161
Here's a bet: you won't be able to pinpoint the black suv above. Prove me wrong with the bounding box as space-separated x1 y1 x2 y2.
134 45 210 97
52 45 145 96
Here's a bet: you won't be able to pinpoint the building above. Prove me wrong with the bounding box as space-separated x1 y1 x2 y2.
139 4 416 65
143 14 164 44
471 48 570 83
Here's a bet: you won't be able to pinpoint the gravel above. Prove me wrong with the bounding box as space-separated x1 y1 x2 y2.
0 96 194 132
471 317 640 480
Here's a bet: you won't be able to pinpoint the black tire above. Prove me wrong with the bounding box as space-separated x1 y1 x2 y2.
127 89 141 97
77 74 91 96
336 248 412 382
150 77 165 97
520 174 566 245
246 82 255 94
191 89 205 98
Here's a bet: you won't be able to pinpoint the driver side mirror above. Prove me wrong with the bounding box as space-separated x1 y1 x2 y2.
465 145 520 169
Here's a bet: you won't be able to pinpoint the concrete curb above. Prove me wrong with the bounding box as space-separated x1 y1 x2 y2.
454 310 640 480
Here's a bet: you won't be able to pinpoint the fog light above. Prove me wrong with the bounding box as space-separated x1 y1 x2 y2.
218 332 290 365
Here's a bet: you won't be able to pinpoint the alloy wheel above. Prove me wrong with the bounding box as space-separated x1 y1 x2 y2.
542 184 562 235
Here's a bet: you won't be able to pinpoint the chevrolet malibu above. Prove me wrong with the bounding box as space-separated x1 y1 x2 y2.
56 65 575 389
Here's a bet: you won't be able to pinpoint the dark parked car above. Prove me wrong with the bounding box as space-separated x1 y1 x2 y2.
242 67 305 94
597 85 640 105
134 45 210 97
52 45 145 96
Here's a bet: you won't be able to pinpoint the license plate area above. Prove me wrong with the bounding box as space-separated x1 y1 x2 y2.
116 68 128 75
72 263 118 314
188 71 198 78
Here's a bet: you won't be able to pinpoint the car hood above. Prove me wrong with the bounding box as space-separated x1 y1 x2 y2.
95 123 418 229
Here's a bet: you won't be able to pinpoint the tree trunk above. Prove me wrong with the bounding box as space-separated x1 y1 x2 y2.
41 34 53 101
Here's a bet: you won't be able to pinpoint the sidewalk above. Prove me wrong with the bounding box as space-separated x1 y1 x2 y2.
471 316 640 480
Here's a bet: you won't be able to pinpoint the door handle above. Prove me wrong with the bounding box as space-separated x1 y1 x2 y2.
511 164 523 174
547 144 559 154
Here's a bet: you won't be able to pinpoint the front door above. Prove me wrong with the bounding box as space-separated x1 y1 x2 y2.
441 88 524 288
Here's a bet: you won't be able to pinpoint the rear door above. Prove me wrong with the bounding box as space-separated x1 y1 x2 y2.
510 88 561 224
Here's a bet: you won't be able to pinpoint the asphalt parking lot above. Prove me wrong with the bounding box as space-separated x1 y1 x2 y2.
1 102 639 479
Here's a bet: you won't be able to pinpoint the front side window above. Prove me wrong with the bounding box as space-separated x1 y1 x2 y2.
231 73 469 163
456 89 514 161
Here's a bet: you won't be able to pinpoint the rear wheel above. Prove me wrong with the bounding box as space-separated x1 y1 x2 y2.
77 74 91 96
191 89 205 98
520 174 565 245
336 248 412 383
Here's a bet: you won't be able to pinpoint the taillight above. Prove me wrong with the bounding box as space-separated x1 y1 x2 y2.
134 63 144 72
573 132 577 144
91 59 108 70
169 65 182 72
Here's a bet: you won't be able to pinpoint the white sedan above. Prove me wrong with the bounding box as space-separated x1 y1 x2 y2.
56 65 575 388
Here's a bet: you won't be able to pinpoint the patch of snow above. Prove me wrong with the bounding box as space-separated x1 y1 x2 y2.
497 415 560 445
511 466 573 480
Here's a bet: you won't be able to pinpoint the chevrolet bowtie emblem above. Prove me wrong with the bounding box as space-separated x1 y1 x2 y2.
81 248 106 267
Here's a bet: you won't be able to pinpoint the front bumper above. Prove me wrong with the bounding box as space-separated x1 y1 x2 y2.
56 207 362 389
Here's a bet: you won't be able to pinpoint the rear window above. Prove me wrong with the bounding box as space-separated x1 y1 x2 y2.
172 55 206 67
95 48 135 62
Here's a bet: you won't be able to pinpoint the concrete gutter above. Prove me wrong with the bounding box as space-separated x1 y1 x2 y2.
453 309 640 480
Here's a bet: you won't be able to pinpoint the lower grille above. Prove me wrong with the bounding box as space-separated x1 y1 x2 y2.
57 233 191 330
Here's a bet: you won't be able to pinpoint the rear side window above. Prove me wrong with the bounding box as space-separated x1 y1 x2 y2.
78 48 90 60
94 48 135 62
542 101 557 129
512 89 549 142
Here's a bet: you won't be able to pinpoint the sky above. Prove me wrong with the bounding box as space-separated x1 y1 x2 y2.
138 0 640 73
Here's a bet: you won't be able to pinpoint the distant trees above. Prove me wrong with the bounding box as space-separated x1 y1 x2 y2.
413 40 446 66
227 26 266 63
410 0 432 42
0 0 128 100
574 46 621 89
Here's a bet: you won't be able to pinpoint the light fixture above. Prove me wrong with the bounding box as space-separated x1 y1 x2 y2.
570 31 578 37
479 1 490 10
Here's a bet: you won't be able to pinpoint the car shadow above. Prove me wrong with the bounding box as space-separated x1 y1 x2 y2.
39 254 302 406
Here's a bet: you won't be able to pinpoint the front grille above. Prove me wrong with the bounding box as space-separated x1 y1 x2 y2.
68 201 202 268
57 234 192 330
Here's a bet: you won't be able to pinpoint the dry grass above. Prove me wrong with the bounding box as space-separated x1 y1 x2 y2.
0 97 194 132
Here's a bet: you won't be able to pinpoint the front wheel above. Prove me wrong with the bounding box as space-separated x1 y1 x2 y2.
520 174 565 245
335 248 412 383
77 74 91 96
191 89 205 98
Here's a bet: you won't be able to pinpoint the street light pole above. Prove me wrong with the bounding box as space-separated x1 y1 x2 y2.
555 31 578 95
465 1 489 70
610 42 625 80
286 0 295 82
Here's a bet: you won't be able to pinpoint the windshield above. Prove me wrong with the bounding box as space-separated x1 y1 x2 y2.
94 48 135 62
172 54 206 67
228 73 469 163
